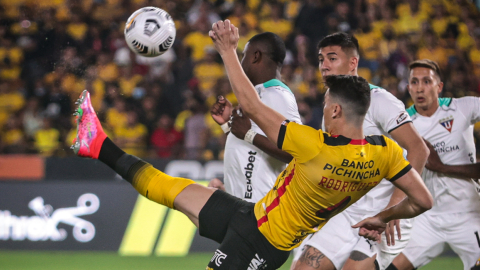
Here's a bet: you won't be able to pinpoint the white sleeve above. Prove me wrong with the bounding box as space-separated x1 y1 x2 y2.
455 97 480 124
251 87 302 136
370 89 411 133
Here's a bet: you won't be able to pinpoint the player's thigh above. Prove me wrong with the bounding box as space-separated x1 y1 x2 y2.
198 190 253 243
446 212 480 270
206 228 256 270
173 184 216 227
206 225 290 270
400 214 445 269
343 239 379 270
293 245 336 270
295 211 363 270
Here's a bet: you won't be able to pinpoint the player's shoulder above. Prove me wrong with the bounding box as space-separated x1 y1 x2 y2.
365 135 402 156
452 96 480 107
369 84 401 103
365 134 388 146
407 97 477 117
261 79 294 96
367 84 407 119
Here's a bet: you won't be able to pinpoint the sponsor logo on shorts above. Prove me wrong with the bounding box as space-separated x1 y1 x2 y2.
211 249 227 267
248 253 267 270
396 112 408 125
439 116 454 132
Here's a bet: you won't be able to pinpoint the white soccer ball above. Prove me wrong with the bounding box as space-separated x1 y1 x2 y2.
124 7 176 57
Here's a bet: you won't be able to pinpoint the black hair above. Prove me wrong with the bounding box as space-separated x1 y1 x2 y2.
408 59 443 81
248 32 286 66
325 75 370 118
318 32 360 56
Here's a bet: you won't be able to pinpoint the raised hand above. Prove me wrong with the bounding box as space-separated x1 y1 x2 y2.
384 219 401 246
210 95 233 125
352 216 387 242
208 19 239 55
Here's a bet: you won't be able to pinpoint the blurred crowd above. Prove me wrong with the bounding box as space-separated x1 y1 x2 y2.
0 0 480 159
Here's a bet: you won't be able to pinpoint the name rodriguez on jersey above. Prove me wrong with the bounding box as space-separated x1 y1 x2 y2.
320 158 381 192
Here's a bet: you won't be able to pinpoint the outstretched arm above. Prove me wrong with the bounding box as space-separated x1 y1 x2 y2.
209 20 285 145
424 139 480 179
353 169 433 241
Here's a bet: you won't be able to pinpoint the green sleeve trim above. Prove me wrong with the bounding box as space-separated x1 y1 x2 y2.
438 97 452 107
263 79 292 93
406 105 417 116
368 83 380 91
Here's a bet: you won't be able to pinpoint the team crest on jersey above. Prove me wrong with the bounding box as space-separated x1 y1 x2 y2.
211 249 227 267
439 116 454 133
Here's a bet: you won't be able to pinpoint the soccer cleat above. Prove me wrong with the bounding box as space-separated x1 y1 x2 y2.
71 90 107 159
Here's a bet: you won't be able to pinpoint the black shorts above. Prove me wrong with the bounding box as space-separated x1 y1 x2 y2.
199 190 290 270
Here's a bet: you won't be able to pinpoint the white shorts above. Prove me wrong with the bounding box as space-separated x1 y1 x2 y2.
292 211 379 269
377 218 414 270
292 210 412 270
403 211 480 270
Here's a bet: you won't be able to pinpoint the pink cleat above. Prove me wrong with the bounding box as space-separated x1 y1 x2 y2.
71 90 107 159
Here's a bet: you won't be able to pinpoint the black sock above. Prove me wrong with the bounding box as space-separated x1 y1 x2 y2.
98 137 147 184
386 264 399 270
98 137 126 171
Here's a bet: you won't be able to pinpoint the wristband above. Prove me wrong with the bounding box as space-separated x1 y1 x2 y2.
244 129 257 144
221 122 230 133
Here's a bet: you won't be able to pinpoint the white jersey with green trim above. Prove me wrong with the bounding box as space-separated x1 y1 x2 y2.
407 97 480 214
223 79 302 203
340 84 412 213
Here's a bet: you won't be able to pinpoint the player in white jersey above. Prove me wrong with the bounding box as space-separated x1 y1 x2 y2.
386 60 480 270
292 33 429 270
209 32 301 203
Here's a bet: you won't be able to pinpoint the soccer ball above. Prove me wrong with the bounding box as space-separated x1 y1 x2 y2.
124 7 176 57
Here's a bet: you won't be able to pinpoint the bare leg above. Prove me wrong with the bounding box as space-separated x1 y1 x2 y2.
390 253 414 270
293 245 336 270
342 252 377 270
173 184 217 227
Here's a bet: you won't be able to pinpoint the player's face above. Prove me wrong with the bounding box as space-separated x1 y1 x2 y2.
318 46 353 78
408 67 443 113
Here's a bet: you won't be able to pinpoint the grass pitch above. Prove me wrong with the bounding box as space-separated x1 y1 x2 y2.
0 251 462 269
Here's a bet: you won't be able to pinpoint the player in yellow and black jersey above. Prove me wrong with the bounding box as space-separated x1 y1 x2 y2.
255 120 411 250
73 21 433 270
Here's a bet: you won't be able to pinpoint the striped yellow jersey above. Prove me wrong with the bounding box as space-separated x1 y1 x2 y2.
254 122 411 250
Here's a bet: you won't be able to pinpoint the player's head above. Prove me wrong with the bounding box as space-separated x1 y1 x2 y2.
408 59 443 114
241 32 286 80
318 32 359 79
323 75 370 133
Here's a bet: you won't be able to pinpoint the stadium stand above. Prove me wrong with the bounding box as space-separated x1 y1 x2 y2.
0 0 479 159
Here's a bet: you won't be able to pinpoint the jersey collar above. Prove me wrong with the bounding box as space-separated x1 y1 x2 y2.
254 79 292 95
407 97 454 117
